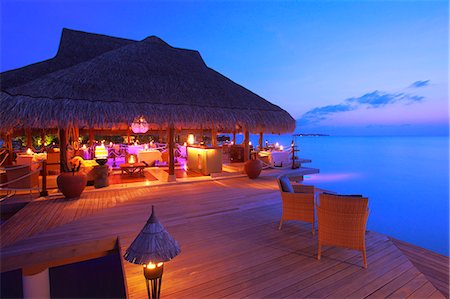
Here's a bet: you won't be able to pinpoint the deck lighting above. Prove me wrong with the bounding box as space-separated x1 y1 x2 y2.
275 142 279 148
26 148 33 155
249 141 252 146
95 144 108 165
187 134 195 145
280 145 284 151
124 206 180 299
128 155 136 164
131 117 149 134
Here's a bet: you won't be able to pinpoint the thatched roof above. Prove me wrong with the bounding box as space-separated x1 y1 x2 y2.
1 28 134 90
0 29 295 134
124 206 181 265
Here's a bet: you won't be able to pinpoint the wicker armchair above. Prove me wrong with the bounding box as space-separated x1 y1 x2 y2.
317 193 370 268
276 175 315 235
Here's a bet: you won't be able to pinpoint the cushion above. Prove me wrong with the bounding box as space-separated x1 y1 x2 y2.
279 175 294 193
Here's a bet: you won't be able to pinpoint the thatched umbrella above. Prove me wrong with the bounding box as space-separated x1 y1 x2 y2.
124 206 180 299
124 206 181 264
0 30 295 134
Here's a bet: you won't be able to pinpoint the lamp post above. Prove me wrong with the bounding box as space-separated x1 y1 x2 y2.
124 206 181 299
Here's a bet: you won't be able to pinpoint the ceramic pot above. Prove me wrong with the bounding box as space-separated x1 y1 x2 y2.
57 172 87 199
244 159 262 179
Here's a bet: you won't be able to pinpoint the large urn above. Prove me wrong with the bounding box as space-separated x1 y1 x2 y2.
244 158 262 179
57 172 87 199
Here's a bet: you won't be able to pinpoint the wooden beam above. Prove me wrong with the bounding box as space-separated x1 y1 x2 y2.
232 131 236 144
5 133 13 165
168 126 175 176
211 125 217 147
59 129 68 172
89 129 94 147
243 130 250 162
259 132 263 150
159 127 163 143
1 237 118 273
25 128 32 149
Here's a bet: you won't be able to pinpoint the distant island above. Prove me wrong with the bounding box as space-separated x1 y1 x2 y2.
293 133 330 136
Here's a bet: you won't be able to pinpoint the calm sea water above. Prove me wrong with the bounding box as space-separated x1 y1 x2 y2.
237 134 449 256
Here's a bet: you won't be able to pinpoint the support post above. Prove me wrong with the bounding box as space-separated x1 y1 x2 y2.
259 132 263 150
168 126 175 178
243 130 250 162
41 130 46 151
232 131 236 144
59 128 68 172
127 128 131 145
26 128 32 149
22 268 50 299
5 133 13 165
200 127 203 143
211 125 217 147
40 161 48 197
158 128 163 143
89 129 94 147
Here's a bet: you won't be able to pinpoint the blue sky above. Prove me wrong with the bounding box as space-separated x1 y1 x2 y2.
1 0 448 136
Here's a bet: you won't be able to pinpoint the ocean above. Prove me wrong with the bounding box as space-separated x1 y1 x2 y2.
236 134 449 256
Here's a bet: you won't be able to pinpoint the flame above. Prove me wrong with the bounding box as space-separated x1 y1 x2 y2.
187 134 195 145
145 262 164 269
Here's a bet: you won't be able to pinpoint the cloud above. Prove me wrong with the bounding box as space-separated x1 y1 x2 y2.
346 91 424 108
299 104 355 124
298 81 426 125
409 80 430 88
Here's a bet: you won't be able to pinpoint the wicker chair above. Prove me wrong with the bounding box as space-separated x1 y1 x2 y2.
317 193 370 268
276 175 316 235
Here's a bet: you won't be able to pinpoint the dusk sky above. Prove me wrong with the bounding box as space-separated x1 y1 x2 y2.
1 0 448 136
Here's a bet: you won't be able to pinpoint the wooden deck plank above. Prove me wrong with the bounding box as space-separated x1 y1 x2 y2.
1 175 447 299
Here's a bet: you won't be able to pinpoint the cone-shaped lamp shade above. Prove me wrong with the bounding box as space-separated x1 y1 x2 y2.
124 206 181 265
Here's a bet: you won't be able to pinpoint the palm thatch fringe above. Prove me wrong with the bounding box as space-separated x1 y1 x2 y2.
0 93 295 133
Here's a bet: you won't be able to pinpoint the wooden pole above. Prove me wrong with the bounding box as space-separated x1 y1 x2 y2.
259 132 263 150
59 129 68 172
243 130 250 162
127 128 131 145
168 126 175 176
40 161 48 197
26 128 32 149
200 127 203 143
232 131 236 144
89 129 94 147
5 133 13 165
159 127 163 143
41 131 46 151
211 125 217 147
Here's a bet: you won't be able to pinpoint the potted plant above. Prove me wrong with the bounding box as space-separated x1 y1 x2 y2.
57 161 87 199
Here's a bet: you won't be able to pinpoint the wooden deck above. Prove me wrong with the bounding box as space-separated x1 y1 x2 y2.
1 174 448 298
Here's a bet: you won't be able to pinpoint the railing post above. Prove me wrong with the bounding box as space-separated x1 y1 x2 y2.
40 161 48 197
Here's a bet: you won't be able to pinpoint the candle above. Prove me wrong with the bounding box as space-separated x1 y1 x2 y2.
128 155 136 164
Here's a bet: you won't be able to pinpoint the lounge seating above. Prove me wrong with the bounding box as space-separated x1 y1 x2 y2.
276 175 315 235
317 193 369 268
